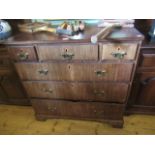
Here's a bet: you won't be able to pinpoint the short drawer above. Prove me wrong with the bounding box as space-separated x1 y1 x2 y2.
37 44 98 61
15 62 133 82
139 48 155 67
31 99 124 120
23 81 129 103
8 46 37 61
99 43 137 60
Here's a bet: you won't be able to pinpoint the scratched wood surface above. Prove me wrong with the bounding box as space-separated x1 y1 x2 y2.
0 104 155 135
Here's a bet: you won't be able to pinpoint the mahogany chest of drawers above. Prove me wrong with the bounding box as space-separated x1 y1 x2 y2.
0 27 143 128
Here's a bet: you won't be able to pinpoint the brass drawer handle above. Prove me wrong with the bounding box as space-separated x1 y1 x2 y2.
62 52 74 60
38 69 48 75
111 51 127 59
94 70 106 76
17 51 29 60
48 106 57 111
42 88 53 93
111 47 127 59
93 90 105 96
94 110 104 115
62 48 74 60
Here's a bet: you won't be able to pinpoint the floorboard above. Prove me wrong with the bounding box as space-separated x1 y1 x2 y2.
0 104 155 134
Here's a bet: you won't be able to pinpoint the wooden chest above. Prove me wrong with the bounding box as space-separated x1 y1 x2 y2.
0 45 29 105
127 45 155 114
1 26 143 128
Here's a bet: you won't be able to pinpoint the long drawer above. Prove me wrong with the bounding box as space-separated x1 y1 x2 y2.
31 99 124 120
37 44 98 61
23 81 129 102
15 62 133 82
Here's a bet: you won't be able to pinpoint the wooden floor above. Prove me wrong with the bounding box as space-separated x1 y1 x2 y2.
0 104 155 135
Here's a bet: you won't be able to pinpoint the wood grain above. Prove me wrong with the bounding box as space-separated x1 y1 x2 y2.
128 45 155 114
37 44 98 61
139 48 155 67
31 99 124 120
23 81 129 103
15 62 133 82
8 46 37 61
1 75 27 98
100 43 138 60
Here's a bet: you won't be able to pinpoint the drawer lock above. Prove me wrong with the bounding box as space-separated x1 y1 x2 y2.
62 49 74 60
111 47 127 59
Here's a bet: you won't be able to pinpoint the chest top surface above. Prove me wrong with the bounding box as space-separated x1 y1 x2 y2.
0 26 144 45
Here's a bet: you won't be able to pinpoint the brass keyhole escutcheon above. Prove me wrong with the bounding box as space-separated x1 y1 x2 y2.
111 47 127 59
62 48 74 60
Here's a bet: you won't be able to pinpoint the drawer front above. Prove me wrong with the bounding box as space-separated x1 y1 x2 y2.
32 99 124 120
23 81 129 102
8 46 37 61
135 72 155 106
0 85 7 99
0 55 10 66
0 47 10 66
100 43 137 60
1 76 26 99
15 62 133 82
139 48 155 67
37 44 98 61
138 72 155 81
0 47 7 52
0 67 12 76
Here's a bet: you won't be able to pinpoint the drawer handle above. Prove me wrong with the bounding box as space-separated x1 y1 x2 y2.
62 48 74 60
111 47 127 59
141 77 155 85
93 90 105 96
94 70 106 76
42 88 53 93
48 106 57 111
17 51 29 60
62 53 74 60
38 69 49 75
93 110 104 115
